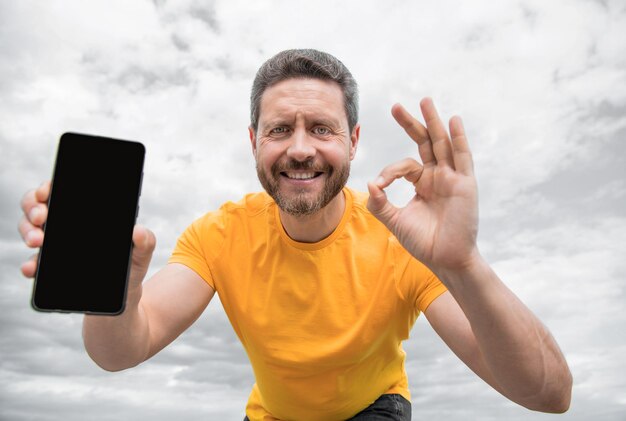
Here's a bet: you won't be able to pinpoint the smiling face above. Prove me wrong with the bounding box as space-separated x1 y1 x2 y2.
250 78 360 216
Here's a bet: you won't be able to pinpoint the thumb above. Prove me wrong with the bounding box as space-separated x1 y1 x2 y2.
367 179 399 229
129 225 156 285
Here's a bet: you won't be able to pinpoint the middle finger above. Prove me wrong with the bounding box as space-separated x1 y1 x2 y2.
420 97 455 169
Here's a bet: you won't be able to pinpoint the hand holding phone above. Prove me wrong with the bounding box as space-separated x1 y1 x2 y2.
19 133 152 315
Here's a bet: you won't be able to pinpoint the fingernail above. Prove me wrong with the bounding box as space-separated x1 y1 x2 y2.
375 176 385 187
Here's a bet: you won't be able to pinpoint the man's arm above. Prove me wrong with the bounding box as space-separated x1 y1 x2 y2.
83 261 215 371
366 98 572 412
425 282 571 412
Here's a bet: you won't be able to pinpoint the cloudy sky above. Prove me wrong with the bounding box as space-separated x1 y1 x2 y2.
1 0 625 419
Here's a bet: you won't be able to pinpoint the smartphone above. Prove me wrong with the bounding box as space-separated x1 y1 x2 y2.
32 132 145 315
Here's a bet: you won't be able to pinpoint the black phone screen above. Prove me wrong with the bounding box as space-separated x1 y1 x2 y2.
32 133 145 314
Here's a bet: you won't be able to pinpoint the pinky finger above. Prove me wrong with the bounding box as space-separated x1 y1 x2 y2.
21 254 39 278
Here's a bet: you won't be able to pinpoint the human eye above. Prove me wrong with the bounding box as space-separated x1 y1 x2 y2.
269 126 290 136
268 126 289 137
312 126 331 136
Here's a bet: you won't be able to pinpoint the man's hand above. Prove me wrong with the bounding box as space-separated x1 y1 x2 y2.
18 181 213 372
369 98 573 412
367 97 479 274
18 181 51 277
18 181 156 296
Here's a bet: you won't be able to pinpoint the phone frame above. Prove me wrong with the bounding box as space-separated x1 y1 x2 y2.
31 132 145 315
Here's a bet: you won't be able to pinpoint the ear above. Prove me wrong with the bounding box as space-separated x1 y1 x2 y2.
349 124 360 161
249 126 257 158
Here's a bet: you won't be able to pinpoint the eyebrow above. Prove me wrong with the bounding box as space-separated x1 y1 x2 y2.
311 117 342 128
261 116 343 129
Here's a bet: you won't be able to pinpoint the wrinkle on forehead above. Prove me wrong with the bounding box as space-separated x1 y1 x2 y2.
258 78 348 130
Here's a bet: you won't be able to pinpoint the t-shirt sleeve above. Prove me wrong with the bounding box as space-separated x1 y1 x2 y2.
393 240 448 312
168 212 226 290
413 269 447 312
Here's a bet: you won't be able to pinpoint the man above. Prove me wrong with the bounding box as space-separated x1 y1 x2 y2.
19 49 572 420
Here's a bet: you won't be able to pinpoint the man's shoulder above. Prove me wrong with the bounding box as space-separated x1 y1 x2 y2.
218 191 275 217
345 186 378 222
345 186 369 210
344 186 390 234
190 191 273 231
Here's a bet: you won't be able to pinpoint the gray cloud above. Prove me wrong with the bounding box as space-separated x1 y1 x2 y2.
1 0 625 420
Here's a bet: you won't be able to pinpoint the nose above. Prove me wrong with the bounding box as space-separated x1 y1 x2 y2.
286 129 316 162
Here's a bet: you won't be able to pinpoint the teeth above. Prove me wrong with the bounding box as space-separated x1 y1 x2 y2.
286 172 316 180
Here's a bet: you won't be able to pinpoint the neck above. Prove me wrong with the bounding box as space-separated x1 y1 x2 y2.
278 191 346 243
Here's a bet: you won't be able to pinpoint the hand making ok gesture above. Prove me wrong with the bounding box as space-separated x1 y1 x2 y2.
367 97 479 276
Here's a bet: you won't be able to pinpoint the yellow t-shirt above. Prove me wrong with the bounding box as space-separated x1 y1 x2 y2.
169 187 447 421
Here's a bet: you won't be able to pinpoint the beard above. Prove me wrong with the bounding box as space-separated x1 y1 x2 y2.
257 158 350 217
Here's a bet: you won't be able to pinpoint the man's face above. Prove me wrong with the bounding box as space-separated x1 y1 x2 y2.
250 78 359 216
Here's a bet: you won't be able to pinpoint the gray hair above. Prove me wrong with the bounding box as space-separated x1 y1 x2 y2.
250 49 359 132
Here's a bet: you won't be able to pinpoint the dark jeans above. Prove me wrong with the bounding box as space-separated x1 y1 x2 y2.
243 393 411 420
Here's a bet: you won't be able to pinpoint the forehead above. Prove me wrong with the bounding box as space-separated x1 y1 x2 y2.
258 78 347 125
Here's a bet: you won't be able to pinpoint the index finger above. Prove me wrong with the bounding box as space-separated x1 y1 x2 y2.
391 103 436 166
375 157 424 189
35 180 51 203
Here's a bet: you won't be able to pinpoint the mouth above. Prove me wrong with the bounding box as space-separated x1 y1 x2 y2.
280 171 324 181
